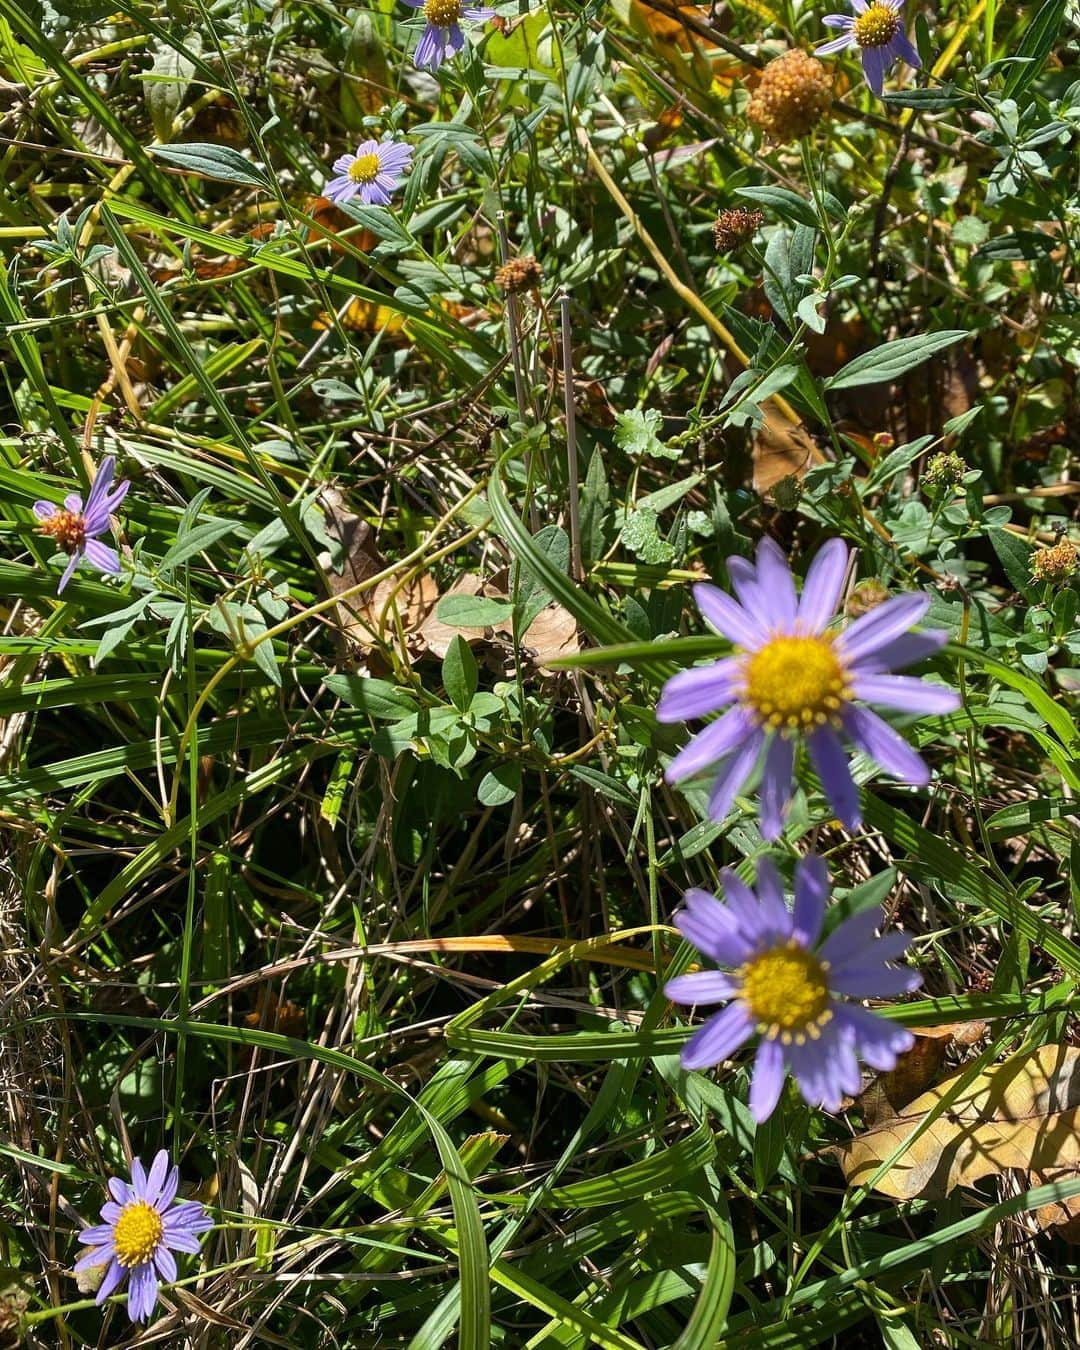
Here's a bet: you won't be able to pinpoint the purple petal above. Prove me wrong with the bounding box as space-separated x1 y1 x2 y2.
798 538 848 633
360 182 392 206
834 1004 914 1071
822 12 855 26
681 1002 754 1071
894 33 921 68
753 858 794 939
838 594 930 665
57 551 80 593
64 492 83 514
354 139 379 158
726 556 761 612
718 868 766 934
331 154 354 174
792 854 829 947
817 32 856 53
377 144 414 170
95 1258 126 1305
788 1023 854 1111
665 705 756 783
78 1224 116 1247
851 0 868 12
130 1157 149 1201
163 1201 213 1233
83 456 116 521
693 582 766 648
108 1178 132 1205
154 1245 178 1283
760 734 794 841
754 537 797 630
162 1228 203 1254
657 658 742 722
807 725 861 829
401 0 424 7
675 888 756 966
127 1262 158 1323
101 1202 123 1223
749 1036 786 1122
829 963 922 997
324 177 358 204
851 629 947 674
145 1150 169 1204
850 674 959 716
84 539 119 574
75 1240 115 1270
708 729 765 823
843 706 929 784
33 500 57 520
155 1164 180 1213
861 44 889 95
462 5 495 16
665 970 738 1005
414 23 445 70
819 906 883 968
446 22 465 53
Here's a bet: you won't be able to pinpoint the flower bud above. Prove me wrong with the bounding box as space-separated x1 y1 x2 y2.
923 451 966 489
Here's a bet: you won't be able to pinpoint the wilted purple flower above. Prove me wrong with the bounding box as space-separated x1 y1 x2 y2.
74 1149 213 1324
34 454 129 593
666 856 919 1121
403 0 495 71
656 537 959 838
817 0 921 96
324 139 414 207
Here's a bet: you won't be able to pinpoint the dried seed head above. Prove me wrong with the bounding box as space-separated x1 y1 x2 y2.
748 50 833 144
845 579 890 618
768 473 803 511
495 255 543 295
713 207 763 252
924 451 967 489
1030 538 1078 585
0 1296 22 1349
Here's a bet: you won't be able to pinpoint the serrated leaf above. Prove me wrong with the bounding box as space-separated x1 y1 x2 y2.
613 407 676 459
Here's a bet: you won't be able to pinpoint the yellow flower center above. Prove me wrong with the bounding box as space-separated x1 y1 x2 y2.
39 509 86 554
112 1200 164 1268
347 153 381 184
740 942 831 1039
742 634 850 731
852 3 901 48
424 0 462 25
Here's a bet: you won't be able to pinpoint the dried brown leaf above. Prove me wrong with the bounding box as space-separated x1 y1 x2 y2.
838 1043 1080 1201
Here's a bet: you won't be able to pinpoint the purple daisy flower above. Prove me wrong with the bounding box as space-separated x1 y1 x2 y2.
666 856 919 1121
656 537 960 839
324 138 414 208
403 0 495 71
74 1149 213 1324
817 0 921 96
33 454 129 594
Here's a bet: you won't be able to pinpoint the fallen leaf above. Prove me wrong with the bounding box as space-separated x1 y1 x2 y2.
518 603 580 673
837 1043 1080 1201
315 296 408 335
751 409 818 498
858 1021 987 1126
305 194 378 256
418 572 499 659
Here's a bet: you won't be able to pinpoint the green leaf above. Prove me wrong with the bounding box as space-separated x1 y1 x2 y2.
613 407 676 459
443 634 478 713
1003 0 1067 97
735 185 819 229
824 331 968 390
989 527 1035 599
323 674 418 720
147 142 274 190
477 763 521 806
435 594 513 629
